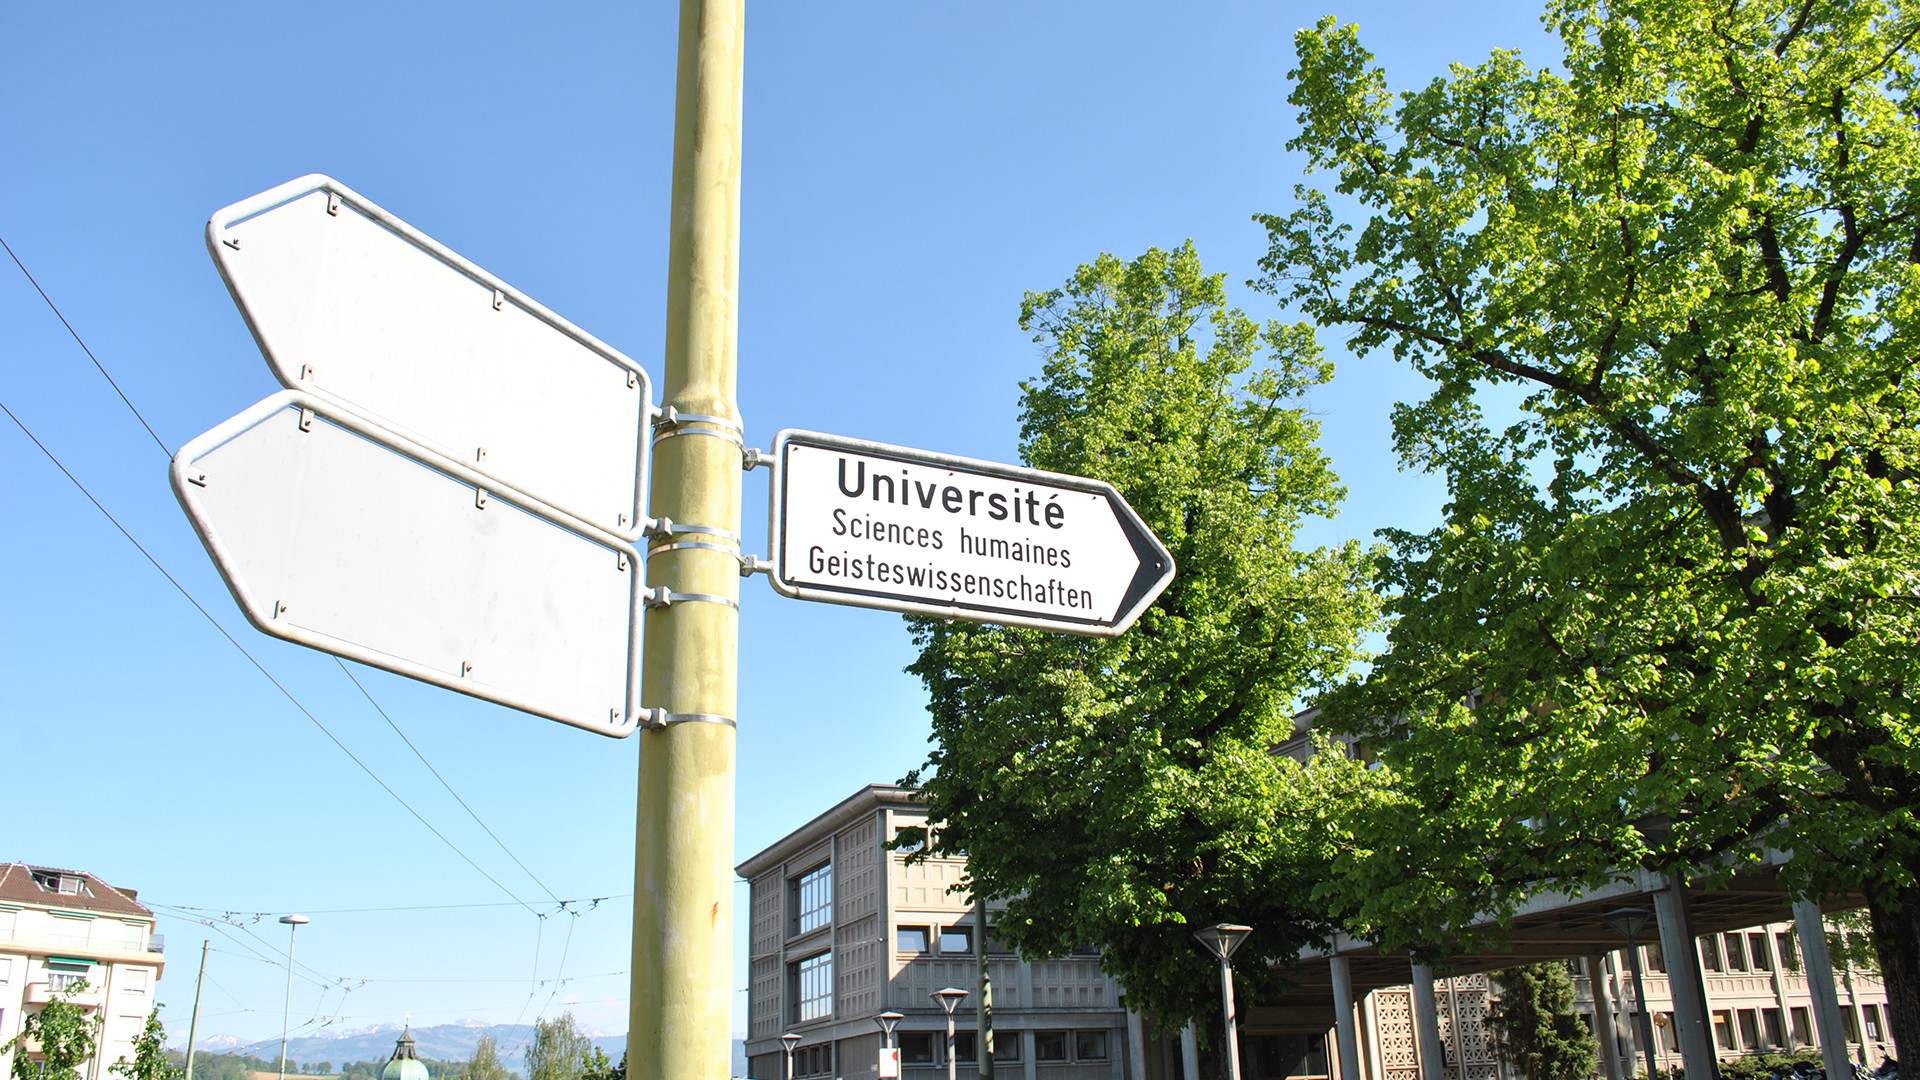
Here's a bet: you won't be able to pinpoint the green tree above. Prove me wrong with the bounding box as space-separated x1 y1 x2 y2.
110 1008 179 1080
8 984 99 1080
1485 964 1599 1080
904 241 1381 1025
463 1036 510 1080
1258 0 1920 1068
576 1047 617 1080
523 1016 588 1080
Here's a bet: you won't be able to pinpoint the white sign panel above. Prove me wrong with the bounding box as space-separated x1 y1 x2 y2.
769 430 1174 636
207 175 651 539
172 391 642 737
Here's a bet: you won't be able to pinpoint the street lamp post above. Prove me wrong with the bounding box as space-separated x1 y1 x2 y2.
276 915 309 1080
1193 924 1252 1080
1603 908 1661 1080
781 1033 802 1080
933 987 970 1080
876 1012 905 1079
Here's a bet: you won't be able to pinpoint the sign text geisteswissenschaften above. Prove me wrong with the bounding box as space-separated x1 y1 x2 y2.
777 439 1147 628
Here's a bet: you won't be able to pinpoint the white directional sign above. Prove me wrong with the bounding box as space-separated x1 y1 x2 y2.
207 175 653 540
768 430 1175 636
173 391 643 737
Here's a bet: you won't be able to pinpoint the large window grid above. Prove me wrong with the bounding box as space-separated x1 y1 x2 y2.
791 951 833 1023
793 864 832 936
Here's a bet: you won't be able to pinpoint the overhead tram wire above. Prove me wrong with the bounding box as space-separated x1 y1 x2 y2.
0 235 168 456
156 895 627 917
0 395 536 915
334 658 563 905
0 236 550 916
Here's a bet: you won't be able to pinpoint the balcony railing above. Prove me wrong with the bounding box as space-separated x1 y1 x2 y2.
0 926 158 958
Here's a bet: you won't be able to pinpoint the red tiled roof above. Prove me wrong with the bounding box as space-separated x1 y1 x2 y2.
0 863 153 919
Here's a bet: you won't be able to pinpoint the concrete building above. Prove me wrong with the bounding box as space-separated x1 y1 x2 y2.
739 786 1140 1080
0 864 167 1080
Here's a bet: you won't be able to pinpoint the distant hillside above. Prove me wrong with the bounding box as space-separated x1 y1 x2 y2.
182 1024 744 1078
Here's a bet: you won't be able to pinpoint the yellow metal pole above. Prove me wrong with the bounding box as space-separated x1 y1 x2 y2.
629 1 744 1078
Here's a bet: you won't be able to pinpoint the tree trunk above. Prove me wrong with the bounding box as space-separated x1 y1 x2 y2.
1865 882 1920 1080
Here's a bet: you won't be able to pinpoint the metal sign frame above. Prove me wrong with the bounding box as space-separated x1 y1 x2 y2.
206 174 656 544
765 428 1175 637
172 389 644 738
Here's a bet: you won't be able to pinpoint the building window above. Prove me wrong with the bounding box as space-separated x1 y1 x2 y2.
1075 1031 1109 1061
1763 1008 1785 1048
1700 936 1724 972
47 962 89 994
0 957 11 984
938 926 972 956
788 952 832 1023
1737 1010 1760 1050
900 1034 934 1064
1790 1007 1813 1045
1864 1005 1883 1042
1777 932 1800 972
790 1043 832 1078
123 969 149 993
897 926 929 953
1713 1012 1736 1052
955 1033 976 1062
791 864 832 936
1749 933 1773 971
1034 1032 1068 1062
1724 934 1748 972
1644 942 1666 973
1842 1007 1860 1045
993 1036 1019 1062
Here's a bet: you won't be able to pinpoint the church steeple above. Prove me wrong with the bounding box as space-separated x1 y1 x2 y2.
381 1019 428 1080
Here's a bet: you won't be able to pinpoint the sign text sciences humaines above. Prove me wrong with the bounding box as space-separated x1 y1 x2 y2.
777 437 1156 630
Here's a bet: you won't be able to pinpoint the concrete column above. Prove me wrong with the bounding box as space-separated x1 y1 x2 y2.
1125 1002 1147 1080
1181 1022 1200 1080
1585 956 1624 1080
1330 957 1363 1080
1793 900 1854 1080
1410 963 1446 1080
1651 874 1718 1080
1021 1029 1037 1080
1763 925 1796 1052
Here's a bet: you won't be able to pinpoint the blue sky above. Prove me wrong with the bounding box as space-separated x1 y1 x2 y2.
4 0 1548 1053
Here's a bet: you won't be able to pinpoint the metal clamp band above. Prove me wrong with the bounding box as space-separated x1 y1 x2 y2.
641 709 737 730
642 586 740 610
654 424 745 448
652 407 743 434
644 518 742 546
647 540 739 559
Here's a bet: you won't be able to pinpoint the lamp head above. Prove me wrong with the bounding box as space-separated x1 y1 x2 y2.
875 1012 904 1037
278 914 310 926
1602 907 1652 942
1192 923 1252 962
780 1033 802 1052
931 987 969 1014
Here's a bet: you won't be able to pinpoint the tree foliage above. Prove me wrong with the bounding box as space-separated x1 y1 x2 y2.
1258 0 1920 1066
110 1009 179 1080
904 241 1380 1026
523 1015 589 1080
463 1036 511 1080
1485 964 1599 1080
8 984 98 1080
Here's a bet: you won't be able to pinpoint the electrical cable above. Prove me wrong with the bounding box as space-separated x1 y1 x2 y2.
334 657 563 904
1 234 555 917
0 395 536 915
0 234 169 456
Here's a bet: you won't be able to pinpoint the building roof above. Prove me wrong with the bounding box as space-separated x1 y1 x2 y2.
381 1027 429 1080
734 784 921 879
0 863 152 918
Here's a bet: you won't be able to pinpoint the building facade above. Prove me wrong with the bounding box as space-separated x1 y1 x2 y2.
739 786 1140 1080
0 864 167 1080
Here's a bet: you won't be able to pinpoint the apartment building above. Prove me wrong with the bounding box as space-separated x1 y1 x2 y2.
0 864 167 1080
738 786 1139 1080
